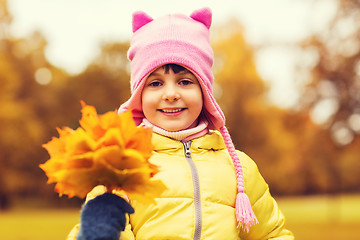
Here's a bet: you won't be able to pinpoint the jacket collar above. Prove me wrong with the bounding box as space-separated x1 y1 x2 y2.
151 130 226 152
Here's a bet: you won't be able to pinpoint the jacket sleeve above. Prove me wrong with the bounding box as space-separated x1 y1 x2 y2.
237 152 294 240
66 185 136 240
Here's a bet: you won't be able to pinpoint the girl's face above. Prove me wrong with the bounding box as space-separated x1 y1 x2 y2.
141 66 203 131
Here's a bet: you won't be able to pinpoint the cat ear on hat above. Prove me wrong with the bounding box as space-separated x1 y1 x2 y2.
190 7 212 29
132 11 153 32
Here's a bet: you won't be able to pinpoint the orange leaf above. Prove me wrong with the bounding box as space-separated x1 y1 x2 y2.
40 101 165 202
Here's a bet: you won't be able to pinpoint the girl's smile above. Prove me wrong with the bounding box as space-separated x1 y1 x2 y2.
159 108 186 116
141 65 203 132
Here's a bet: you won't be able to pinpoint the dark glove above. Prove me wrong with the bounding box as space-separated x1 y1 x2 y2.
76 193 134 240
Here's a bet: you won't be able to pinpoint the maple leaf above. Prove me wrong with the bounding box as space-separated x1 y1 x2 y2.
40 101 165 201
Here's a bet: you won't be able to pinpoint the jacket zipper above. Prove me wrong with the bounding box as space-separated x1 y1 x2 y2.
182 141 202 240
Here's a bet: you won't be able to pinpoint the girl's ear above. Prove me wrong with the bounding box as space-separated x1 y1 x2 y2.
132 11 153 32
190 7 212 29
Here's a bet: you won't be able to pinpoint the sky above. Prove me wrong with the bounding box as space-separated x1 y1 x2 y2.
7 0 337 108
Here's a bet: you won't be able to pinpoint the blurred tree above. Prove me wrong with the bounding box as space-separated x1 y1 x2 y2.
0 1 134 209
0 0 11 39
211 17 358 195
212 20 268 148
294 0 360 193
296 0 360 146
0 38 132 206
66 41 131 115
0 0 52 208
281 111 342 194
212 20 308 195
0 34 64 200
339 136 360 191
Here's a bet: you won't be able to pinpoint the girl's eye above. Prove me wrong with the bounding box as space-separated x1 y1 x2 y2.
179 79 193 86
148 81 162 87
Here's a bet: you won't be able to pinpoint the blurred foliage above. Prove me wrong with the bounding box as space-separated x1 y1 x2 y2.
211 21 337 195
292 0 360 192
296 0 360 145
0 0 359 209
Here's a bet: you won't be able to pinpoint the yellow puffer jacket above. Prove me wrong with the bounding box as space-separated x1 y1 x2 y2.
67 131 294 240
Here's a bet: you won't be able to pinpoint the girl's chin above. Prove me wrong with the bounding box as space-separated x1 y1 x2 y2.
161 125 194 132
162 127 182 132
159 124 185 132
160 121 199 132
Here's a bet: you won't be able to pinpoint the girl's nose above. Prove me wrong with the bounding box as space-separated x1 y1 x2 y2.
162 85 180 102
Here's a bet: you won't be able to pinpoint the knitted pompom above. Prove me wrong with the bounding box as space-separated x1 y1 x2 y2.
132 11 153 32
190 7 212 29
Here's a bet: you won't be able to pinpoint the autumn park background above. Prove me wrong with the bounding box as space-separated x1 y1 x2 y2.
0 0 360 239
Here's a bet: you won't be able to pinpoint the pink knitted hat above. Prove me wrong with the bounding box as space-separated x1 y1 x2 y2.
118 7 257 230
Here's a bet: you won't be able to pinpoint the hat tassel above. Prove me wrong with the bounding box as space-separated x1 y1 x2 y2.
235 191 258 231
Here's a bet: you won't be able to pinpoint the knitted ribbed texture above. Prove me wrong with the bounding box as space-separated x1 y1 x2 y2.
220 126 258 231
142 118 209 142
118 8 225 129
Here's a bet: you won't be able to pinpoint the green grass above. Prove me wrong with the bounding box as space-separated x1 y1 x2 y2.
277 194 360 240
0 194 359 240
0 208 80 240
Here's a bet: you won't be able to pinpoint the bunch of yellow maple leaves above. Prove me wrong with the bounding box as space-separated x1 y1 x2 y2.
40 101 165 201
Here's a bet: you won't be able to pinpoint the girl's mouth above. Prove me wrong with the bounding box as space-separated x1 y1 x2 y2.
160 108 185 113
158 108 186 116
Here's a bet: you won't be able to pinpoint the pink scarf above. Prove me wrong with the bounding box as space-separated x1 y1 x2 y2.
142 118 209 142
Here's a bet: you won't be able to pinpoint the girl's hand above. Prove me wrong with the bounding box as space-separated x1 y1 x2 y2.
77 193 134 240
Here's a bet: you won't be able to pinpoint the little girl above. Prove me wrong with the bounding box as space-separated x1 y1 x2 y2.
68 7 294 240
